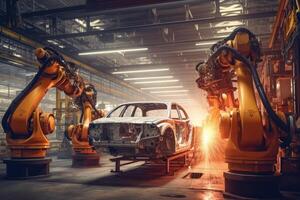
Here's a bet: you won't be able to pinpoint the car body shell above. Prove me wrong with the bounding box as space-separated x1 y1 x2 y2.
89 101 194 158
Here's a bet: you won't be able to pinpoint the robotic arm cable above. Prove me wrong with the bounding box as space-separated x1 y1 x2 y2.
196 28 298 137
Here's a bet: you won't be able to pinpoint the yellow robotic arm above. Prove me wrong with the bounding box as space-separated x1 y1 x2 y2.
1 47 102 177
195 28 294 198
2 47 85 158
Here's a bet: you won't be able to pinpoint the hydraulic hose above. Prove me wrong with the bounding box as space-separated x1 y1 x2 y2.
206 45 299 134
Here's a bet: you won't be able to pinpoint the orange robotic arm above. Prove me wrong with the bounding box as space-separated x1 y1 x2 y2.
1 47 88 159
67 84 105 156
195 27 298 198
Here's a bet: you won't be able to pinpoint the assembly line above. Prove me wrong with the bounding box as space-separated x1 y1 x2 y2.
0 0 299 200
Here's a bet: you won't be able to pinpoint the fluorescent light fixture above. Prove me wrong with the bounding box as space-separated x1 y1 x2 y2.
25 72 36 77
217 26 238 34
124 76 173 81
215 21 243 28
90 19 103 26
79 48 148 55
112 68 169 74
75 18 86 27
141 86 183 90
47 40 59 45
214 35 229 39
134 79 179 84
158 94 188 97
150 90 189 94
8 60 23 66
195 41 217 46
2 44 16 50
93 26 105 30
13 52 22 58
220 4 242 12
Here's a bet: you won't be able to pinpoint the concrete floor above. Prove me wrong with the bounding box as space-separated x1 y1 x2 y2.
0 154 299 200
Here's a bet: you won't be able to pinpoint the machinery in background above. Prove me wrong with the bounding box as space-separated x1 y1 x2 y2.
196 27 298 199
67 84 104 167
269 0 300 191
1 47 103 178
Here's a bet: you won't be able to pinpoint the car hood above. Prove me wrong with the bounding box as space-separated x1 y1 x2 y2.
92 117 169 124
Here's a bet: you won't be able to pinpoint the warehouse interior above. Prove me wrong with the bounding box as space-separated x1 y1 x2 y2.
0 0 300 199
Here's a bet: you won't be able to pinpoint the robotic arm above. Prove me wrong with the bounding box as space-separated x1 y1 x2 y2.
195 28 297 198
67 83 104 156
196 28 296 172
1 47 102 161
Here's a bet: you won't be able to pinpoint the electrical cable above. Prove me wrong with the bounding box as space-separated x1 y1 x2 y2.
206 45 299 134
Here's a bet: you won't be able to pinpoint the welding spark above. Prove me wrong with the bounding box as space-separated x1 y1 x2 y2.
199 116 225 164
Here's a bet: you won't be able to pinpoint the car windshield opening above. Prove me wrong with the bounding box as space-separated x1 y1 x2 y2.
108 103 168 118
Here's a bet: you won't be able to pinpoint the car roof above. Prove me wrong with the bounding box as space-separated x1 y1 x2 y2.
117 101 180 107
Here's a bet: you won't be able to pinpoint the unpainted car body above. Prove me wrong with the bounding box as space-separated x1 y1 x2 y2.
89 102 194 158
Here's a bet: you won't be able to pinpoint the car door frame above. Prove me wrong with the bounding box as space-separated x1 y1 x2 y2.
169 103 188 147
176 105 191 143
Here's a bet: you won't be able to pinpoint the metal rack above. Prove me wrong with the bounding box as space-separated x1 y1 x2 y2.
110 150 193 175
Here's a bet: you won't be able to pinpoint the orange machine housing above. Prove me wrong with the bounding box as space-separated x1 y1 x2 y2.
196 29 281 199
2 47 102 177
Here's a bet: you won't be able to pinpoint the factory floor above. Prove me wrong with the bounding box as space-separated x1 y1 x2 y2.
0 154 299 200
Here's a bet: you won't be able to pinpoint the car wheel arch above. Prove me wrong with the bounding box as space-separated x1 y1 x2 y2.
158 123 176 153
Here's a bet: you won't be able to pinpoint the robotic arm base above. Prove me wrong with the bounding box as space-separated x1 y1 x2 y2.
6 108 50 159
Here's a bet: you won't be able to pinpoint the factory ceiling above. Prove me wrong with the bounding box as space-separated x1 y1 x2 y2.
1 0 278 107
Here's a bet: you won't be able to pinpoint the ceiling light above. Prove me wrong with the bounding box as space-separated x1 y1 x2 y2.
90 19 103 26
75 18 86 27
79 48 148 55
112 68 169 74
124 76 173 81
214 35 229 39
8 60 23 66
217 26 238 34
141 86 183 90
134 80 179 84
25 72 36 77
93 26 104 30
195 41 218 46
13 52 22 58
150 90 189 94
158 94 188 97
2 44 16 50
47 40 59 45
215 21 243 28
220 4 242 12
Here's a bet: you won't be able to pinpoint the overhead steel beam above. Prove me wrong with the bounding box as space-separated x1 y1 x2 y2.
21 5 85 18
75 33 270 57
22 0 205 19
0 25 155 100
116 61 201 69
43 11 276 40
111 63 200 72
